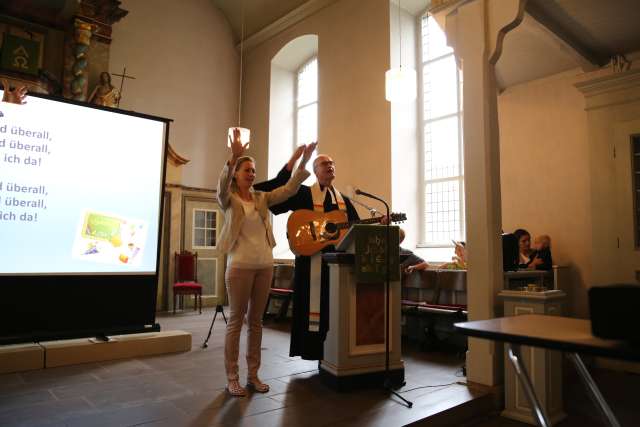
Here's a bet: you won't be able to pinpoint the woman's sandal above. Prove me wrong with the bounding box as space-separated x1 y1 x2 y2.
226 380 247 397
247 378 270 393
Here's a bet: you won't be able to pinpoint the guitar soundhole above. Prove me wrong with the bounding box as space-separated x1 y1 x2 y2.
325 222 337 234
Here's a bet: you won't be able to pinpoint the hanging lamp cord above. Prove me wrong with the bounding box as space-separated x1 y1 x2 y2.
238 0 245 127
399 0 402 69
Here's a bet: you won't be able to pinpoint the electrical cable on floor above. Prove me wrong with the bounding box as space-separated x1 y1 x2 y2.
294 368 319 374
283 368 468 392
398 380 468 393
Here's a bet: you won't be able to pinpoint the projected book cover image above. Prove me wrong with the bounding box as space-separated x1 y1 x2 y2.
71 210 148 267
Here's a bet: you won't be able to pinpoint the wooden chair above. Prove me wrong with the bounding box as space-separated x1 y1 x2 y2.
173 251 203 314
263 264 295 321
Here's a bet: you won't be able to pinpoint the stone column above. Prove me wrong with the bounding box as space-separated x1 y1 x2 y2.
441 0 526 386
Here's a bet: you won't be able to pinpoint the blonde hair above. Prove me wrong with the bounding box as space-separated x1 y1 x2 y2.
535 234 551 248
231 156 255 192
234 156 254 172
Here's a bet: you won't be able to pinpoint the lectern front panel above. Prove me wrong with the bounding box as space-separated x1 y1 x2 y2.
355 282 385 346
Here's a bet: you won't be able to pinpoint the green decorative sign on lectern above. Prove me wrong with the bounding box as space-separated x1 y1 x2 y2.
354 224 400 283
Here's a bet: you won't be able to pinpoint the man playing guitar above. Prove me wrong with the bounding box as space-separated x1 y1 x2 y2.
254 153 359 361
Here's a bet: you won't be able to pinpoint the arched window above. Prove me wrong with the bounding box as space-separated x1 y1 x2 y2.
419 15 464 251
295 56 318 168
269 35 318 259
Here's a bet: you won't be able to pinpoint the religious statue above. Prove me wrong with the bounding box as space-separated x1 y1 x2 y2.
88 71 120 107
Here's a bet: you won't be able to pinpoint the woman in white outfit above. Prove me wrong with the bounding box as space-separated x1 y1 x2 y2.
217 128 315 396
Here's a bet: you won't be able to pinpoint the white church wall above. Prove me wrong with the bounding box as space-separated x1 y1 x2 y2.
110 0 238 189
241 0 392 207
498 68 592 317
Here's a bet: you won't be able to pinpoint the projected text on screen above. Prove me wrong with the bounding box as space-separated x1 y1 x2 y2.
0 92 166 275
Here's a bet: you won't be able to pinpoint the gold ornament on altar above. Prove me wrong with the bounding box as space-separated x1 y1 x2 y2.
88 71 120 107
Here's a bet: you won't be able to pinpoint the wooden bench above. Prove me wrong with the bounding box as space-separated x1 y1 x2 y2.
401 269 468 349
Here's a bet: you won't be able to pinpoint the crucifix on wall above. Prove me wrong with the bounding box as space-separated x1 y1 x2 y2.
112 66 136 107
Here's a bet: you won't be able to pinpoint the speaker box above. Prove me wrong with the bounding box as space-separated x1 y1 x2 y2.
589 284 640 342
502 233 519 272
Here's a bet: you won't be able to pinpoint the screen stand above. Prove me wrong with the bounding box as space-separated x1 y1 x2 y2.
202 305 227 348
94 333 112 342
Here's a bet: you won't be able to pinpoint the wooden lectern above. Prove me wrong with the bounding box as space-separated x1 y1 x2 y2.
320 225 405 390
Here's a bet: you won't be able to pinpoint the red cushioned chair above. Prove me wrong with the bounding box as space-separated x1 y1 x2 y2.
173 251 203 314
263 264 295 321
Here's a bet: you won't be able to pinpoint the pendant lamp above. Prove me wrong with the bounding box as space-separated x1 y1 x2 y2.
228 0 250 146
385 0 417 103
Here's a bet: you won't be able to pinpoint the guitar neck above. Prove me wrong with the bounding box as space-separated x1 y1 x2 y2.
336 217 383 230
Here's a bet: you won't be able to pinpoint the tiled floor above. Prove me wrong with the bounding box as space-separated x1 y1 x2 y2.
0 308 476 427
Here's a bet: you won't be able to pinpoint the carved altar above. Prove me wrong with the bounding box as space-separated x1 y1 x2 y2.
0 0 127 101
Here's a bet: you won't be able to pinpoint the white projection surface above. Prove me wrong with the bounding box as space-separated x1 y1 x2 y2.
0 93 166 275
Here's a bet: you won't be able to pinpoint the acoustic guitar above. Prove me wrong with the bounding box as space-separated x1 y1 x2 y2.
286 209 407 256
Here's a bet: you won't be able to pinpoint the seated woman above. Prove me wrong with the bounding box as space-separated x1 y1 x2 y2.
513 228 552 270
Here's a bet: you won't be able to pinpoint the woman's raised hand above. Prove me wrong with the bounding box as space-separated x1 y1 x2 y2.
228 127 249 160
301 141 318 164
286 144 306 171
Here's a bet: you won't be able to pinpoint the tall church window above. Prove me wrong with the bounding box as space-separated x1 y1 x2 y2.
268 36 318 259
296 57 318 170
420 15 464 246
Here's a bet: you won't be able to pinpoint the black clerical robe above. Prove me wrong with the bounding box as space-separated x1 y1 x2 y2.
254 166 359 360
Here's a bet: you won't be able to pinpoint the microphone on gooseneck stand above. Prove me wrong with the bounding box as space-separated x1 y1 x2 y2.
351 195 380 217
344 185 380 217
352 188 412 408
354 188 381 201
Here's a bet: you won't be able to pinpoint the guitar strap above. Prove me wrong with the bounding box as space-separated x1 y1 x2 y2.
308 183 347 331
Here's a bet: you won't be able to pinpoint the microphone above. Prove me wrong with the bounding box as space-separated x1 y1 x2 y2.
355 188 382 202
353 188 390 218
344 185 379 217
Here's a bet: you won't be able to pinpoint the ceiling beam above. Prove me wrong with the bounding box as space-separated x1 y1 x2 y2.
524 0 607 70
238 0 339 52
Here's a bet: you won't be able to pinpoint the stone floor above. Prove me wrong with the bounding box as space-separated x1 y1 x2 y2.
472 365 640 427
0 308 479 427
4 309 637 426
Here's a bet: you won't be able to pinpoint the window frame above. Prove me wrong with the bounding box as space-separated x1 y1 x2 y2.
191 208 218 250
417 14 465 249
294 55 318 151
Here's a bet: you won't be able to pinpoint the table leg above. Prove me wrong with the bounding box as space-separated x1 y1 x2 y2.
507 343 551 427
567 353 621 427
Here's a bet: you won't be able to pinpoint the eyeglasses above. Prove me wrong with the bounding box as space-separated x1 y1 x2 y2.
318 160 335 168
